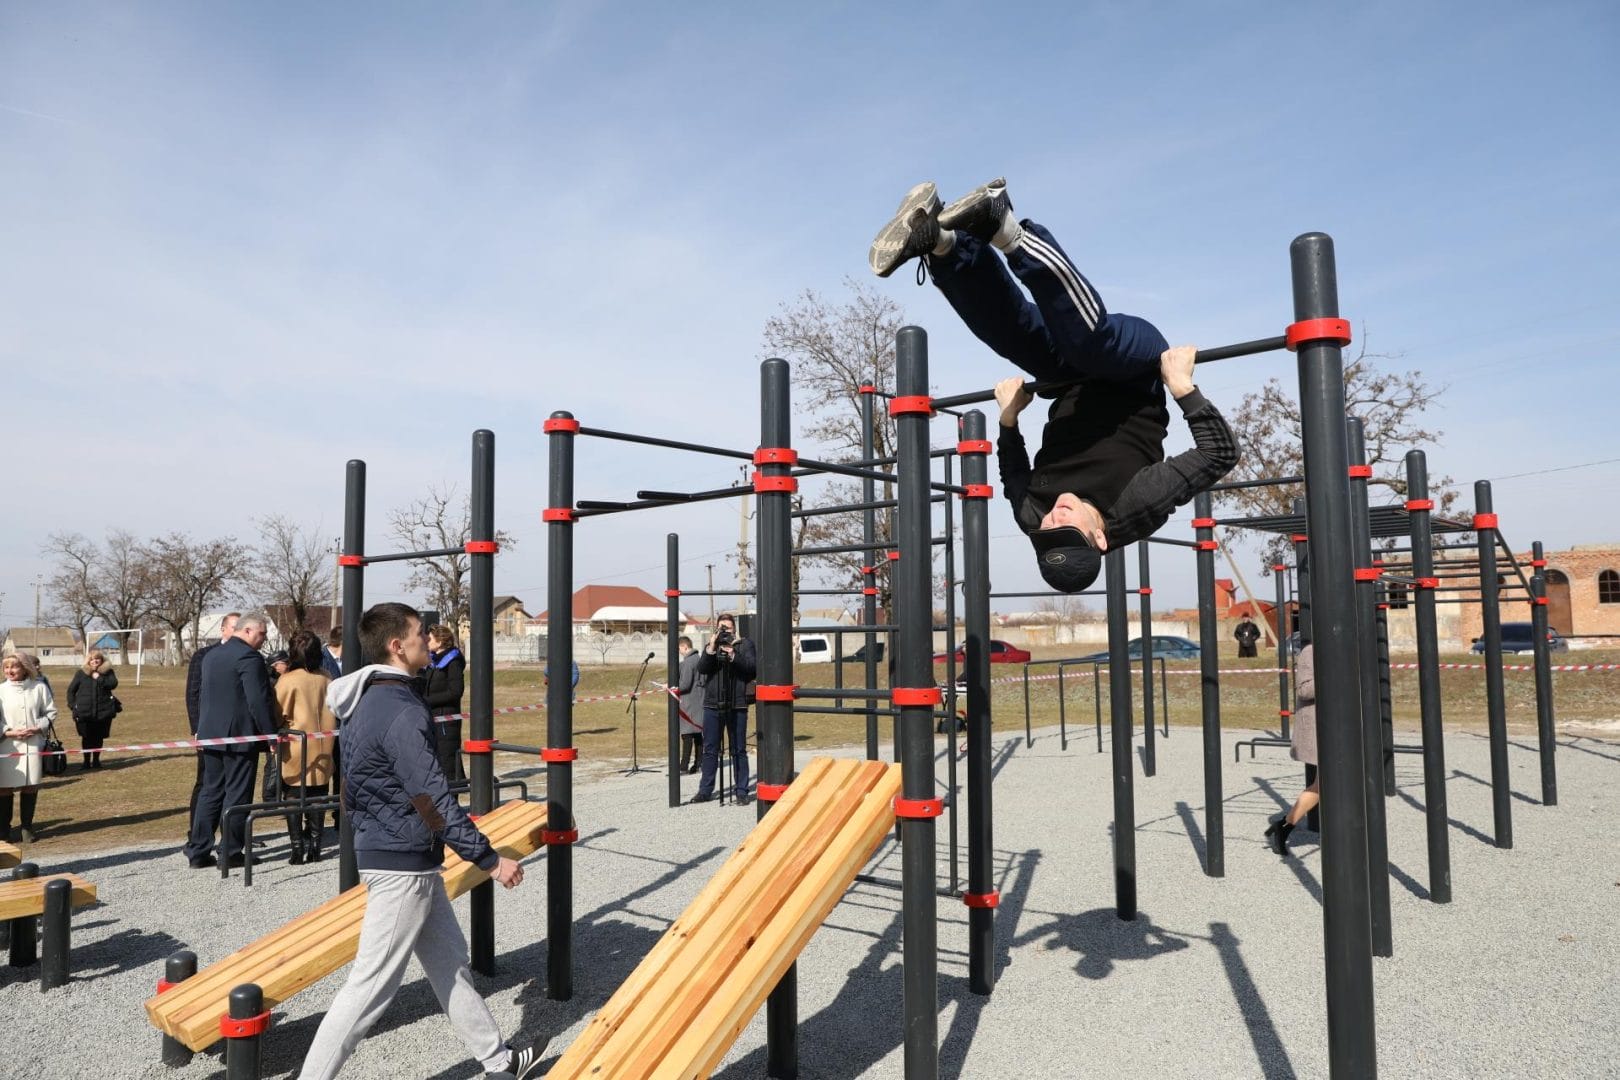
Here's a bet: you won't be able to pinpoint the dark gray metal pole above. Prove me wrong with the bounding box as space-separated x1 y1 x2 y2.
468 429 497 976
339 460 365 893
758 357 799 1079
1530 541 1558 806
959 410 996 996
1105 548 1138 920
1475 481 1511 848
894 326 939 1080
1138 544 1156 775
861 384 881 760
1405 450 1451 903
667 534 682 808
160 951 198 1066
1346 418 1393 958
545 411 578 1001
1193 492 1223 877
223 983 264 1080
39 877 70 990
1274 560 1292 740
6 862 37 967
1292 232 1377 1079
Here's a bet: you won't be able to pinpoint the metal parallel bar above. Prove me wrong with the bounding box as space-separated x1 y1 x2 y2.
576 424 756 462
358 545 464 565
468 429 497 977
757 357 798 1076
929 335 1289 409
795 537 947 557
960 408 996 995
1105 548 1138 920
1476 481 1512 849
791 495 946 518
989 589 1108 598
1294 233 1377 1078
1406 450 1451 903
1209 474 1306 492
1146 536 1201 549
574 483 750 519
1194 492 1223 878
1530 542 1557 806
895 326 940 1079
676 589 757 597
338 460 365 894
545 411 577 1002
794 687 889 700
1495 537 1533 592
1347 418 1393 959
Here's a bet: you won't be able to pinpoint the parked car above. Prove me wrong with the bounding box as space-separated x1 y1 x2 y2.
1470 622 1568 654
839 642 885 663
797 634 837 664
1074 635 1201 663
932 639 1032 665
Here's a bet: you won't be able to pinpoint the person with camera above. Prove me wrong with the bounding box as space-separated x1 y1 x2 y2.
691 613 756 805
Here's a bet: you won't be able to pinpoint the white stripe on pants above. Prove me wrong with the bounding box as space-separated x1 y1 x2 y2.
297 870 507 1079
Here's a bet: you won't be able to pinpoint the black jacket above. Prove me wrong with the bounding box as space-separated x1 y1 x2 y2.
423 649 465 718
185 641 223 735
696 638 757 711
67 669 120 723
197 637 278 752
334 669 496 873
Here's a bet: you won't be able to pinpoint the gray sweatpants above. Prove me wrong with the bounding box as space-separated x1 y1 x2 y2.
298 870 508 1079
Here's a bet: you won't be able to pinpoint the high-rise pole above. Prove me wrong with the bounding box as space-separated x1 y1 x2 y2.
893 326 939 1080
1529 541 1557 806
1404 450 1451 903
468 430 497 975
1292 232 1377 1078
1105 547 1138 920
667 534 683 809
338 460 365 894
1475 481 1511 848
544 411 579 1001
1346 418 1392 958
1193 491 1223 877
958 409 996 995
757 358 799 1078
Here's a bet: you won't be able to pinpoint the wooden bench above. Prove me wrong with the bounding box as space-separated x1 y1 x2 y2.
0 841 20 869
1 869 98 988
548 756 902 1079
145 798 548 1053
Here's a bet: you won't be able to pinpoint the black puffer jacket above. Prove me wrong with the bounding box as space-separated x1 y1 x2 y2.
423 649 465 718
67 669 119 723
696 638 757 711
327 665 496 874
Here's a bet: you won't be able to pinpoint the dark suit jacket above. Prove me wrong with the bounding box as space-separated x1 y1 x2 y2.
197 637 278 751
185 641 222 735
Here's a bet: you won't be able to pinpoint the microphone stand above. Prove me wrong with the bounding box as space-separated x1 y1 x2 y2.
622 651 657 777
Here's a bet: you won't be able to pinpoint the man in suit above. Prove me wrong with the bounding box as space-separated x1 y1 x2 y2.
184 611 239 833
182 612 277 869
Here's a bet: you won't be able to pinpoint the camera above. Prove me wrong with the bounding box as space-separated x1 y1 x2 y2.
714 628 735 649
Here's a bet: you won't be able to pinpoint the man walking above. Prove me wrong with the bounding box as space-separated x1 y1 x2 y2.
297 602 543 1079
185 611 238 832
183 612 275 870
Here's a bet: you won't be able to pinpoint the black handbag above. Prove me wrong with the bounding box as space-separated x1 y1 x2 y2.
41 724 67 778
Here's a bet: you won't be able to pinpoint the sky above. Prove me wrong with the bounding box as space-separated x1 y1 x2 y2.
3 1 1617 632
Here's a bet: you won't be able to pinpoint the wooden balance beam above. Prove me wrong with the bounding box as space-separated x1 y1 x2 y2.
548 755 902 1079
144 798 548 1053
0 840 23 870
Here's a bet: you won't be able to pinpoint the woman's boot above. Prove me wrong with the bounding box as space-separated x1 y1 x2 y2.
1263 815 1297 857
19 791 38 843
0 792 13 843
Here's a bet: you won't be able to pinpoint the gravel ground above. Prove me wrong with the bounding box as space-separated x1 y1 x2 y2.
3 721 1617 1079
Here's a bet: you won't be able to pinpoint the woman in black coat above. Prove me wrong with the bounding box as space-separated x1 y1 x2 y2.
423 625 466 782
66 649 120 770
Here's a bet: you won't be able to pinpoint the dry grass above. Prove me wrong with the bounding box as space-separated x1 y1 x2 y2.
18 644 1618 858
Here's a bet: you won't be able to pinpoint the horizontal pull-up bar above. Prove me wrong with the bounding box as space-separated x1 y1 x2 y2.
989 589 1108 598
1209 474 1305 493
791 494 947 518
930 335 1288 410
789 623 950 634
794 537 947 557
359 546 467 565
1146 536 1201 549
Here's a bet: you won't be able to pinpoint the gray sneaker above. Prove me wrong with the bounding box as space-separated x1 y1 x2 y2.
868 181 942 278
938 177 1013 242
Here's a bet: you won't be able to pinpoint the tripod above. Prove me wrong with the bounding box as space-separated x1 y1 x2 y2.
622 651 657 777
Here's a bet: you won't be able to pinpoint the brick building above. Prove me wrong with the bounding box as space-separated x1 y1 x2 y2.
1454 542 1620 644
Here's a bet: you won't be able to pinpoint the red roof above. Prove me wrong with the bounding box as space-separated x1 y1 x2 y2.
535 585 666 622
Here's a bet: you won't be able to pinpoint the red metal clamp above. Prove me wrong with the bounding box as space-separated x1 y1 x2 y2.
1473 513 1499 530
1138 587 1152 596
756 782 790 803
463 739 494 753
220 1012 272 1039
541 747 578 763
1191 517 1217 529
892 687 942 706
543 417 581 433
1285 317 1353 350
664 588 681 598
157 978 180 994
863 587 880 596
1530 558 1547 568
962 891 1001 909
754 684 798 702
956 439 992 455
1416 577 1440 590
1353 568 1381 582
1195 540 1219 552
1291 533 1309 544
1405 499 1434 512
1532 596 1549 606
858 383 877 395
887 551 901 561
543 507 576 523
894 796 944 819
1347 465 1373 478
887 395 934 417
754 447 798 465
541 829 578 846
861 565 876 575
464 540 499 555
1272 563 1287 572
752 471 798 493
960 484 994 500
337 554 364 567
1279 709 1293 718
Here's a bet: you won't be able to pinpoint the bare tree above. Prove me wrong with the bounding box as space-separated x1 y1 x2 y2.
143 533 249 658
1217 336 1460 567
388 487 514 630
42 530 157 662
246 516 335 633
762 280 908 617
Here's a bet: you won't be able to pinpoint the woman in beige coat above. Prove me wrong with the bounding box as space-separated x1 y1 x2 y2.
275 630 337 864
0 652 58 843
1265 642 1317 857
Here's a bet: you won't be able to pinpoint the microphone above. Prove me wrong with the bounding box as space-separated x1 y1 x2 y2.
646 651 656 660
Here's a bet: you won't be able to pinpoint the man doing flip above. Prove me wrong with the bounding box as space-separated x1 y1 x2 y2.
870 178 1239 592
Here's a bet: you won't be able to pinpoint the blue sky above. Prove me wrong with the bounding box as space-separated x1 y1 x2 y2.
3 1 1617 629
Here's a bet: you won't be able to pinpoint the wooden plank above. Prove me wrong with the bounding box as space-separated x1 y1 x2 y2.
0 841 19 868
593 761 886 1078
0 873 98 919
547 758 841 1077
547 758 898 1080
147 799 546 1052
